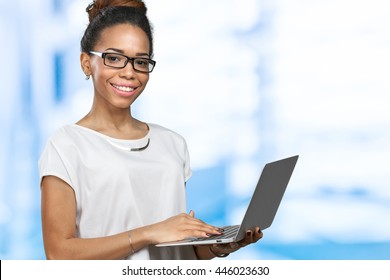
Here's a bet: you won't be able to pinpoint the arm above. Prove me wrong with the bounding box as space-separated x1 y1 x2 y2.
41 176 221 260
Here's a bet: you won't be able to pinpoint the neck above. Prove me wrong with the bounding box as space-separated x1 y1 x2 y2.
88 102 134 128
77 101 148 140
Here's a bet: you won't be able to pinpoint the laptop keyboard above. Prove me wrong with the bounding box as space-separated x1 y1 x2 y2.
192 225 240 241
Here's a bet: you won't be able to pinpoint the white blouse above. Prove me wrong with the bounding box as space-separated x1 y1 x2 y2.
39 123 197 259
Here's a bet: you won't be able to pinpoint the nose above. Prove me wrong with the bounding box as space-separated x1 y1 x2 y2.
119 60 136 78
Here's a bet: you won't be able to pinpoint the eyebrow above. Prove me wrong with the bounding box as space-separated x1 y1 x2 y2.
105 48 149 57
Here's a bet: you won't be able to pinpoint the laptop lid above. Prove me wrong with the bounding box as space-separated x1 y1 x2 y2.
234 155 299 241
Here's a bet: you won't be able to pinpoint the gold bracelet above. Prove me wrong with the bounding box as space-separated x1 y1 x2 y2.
209 246 229 258
128 231 135 254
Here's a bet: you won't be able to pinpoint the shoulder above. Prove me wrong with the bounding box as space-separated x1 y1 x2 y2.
148 123 184 139
148 123 189 151
39 126 81 170
48 125 80 144
148 123 186 141
46 125 96 152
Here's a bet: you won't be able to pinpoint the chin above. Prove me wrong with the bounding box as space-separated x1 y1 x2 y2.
114 96 140 109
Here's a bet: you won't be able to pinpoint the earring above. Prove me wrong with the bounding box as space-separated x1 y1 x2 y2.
85 75 90 80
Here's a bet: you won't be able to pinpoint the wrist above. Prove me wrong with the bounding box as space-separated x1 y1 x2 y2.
138 224 158 245
127 231 135 254
127 225 155 254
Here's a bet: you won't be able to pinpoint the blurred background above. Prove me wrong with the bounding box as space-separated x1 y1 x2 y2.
1 0 390 259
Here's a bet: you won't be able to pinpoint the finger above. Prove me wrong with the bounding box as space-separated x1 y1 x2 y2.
185 214 222 235
253 227 263 241
180 216 222 236
183 215 216 229
237 230 254 247
190 223 223 236
183 223 222 238
245 230 254 244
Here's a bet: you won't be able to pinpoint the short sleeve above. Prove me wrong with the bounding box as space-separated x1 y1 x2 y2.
183 138 192 182
38 139 73 188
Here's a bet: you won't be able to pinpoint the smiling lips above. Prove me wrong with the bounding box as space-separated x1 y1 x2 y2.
111 83 137 96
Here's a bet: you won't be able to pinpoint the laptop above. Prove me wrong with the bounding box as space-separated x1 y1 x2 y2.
156 155 299 247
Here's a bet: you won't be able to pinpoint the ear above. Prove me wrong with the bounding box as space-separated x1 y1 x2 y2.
80 52 92 76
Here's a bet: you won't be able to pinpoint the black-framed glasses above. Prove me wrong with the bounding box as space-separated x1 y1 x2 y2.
89 51 156 73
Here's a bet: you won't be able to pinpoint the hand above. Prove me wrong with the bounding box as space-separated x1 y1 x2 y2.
148 211 222 244
208 227 263 257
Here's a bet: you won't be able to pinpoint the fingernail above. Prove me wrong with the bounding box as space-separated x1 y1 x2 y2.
246 231 251 236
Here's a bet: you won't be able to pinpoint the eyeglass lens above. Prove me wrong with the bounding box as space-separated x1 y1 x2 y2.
104 53 154 72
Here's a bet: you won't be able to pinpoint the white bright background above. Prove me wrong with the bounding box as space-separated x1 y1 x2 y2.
0 0 389 259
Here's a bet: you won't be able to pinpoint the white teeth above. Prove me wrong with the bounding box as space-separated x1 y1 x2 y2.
113 85 134 92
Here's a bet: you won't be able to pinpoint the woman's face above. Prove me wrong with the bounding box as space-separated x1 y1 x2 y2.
83 23 151 110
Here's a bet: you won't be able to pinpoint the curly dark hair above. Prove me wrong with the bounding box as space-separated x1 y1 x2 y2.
80 1 154 56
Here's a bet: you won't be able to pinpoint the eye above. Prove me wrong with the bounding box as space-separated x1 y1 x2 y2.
134 59 149 69
105 53 125 64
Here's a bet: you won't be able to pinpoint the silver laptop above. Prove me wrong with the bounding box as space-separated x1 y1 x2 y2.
156 155 299 247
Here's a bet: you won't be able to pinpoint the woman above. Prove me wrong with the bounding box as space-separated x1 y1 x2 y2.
39 0 262 260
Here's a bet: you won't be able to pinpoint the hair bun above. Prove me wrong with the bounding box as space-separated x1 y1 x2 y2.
86 0 147 23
